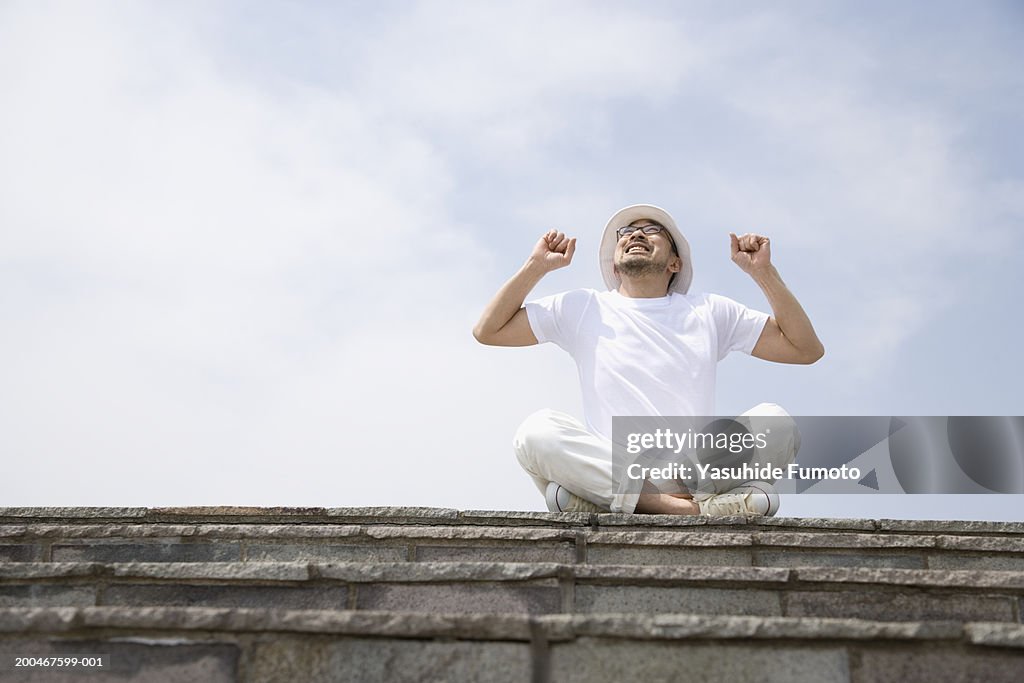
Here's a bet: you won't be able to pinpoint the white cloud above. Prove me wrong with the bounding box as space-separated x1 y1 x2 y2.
0 1 1020 517
345 0 695 162
0 1 587 506
625 8 1019 378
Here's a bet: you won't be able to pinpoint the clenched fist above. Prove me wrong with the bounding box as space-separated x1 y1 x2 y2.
529 230 577 273
730 232 772 275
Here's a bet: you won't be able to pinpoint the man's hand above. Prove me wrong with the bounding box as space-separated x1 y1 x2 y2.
530 230 577 273
473 230 575 347
731 231 825 364
730 232 772 275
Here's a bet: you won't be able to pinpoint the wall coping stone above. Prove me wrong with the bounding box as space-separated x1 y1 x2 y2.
794 566 1024 589
877 519 1024 534
1 508 1022 536
6 525 1024 558
4 607 1018 647
5 561 1023 592
586 531 754 547
0 508 149 519
2 509 1024 540
458 510 592 525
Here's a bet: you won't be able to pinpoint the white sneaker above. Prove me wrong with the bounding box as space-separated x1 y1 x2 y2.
544 482 606 513
697 481 779 517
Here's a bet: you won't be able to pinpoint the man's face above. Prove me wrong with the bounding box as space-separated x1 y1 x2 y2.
614 219 680 281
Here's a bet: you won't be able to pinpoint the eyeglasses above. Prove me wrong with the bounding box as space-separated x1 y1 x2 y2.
617 223 678 256
616 225 668 239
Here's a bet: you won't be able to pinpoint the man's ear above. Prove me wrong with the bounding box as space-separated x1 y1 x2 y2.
668 257 682 273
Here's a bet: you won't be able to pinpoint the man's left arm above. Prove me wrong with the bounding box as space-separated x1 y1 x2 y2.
730 232 825 365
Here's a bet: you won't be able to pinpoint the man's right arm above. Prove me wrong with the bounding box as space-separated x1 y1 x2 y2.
472 230 576 347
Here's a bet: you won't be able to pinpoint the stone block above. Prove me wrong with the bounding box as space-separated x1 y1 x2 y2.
0 508 148 520
209 524 363 540
0 607 79 633
938 535 1024 553
587 546 753 567
20 524 199 539
877 519 1024 534
112 562 309 582
595 513 709 528
0 586 95 608
81 606 284 633
366 525 572 542
795 566 1024 589
927 553 1024 571
327 507 460 523
757 550 926 569
148 507 327 522
101 584 348 610
355 581 561 615
853 645 1024 682
755 517 877 531
22 523 356 541
550 640 849 683
574 585 782 616
588 530 753 546
247 637 531 683
245 543 407 563
460 510 591 526
414 543 575 564
574 564 789 583
757 532 936 549
565 612 960 641
0 545 40 562
785 590 1016 622
51 542 240 563
315 560 563 583
70 606 538 641
0 563 101 579
0 638 237 682
966 622 1024 648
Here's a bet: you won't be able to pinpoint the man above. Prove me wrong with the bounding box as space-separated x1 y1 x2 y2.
473 204 823 516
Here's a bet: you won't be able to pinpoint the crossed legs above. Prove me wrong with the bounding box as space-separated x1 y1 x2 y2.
512 404 800 514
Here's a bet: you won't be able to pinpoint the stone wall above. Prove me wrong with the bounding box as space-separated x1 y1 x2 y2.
1 507 1022 682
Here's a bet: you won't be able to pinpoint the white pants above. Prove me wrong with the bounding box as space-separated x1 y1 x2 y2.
512 403 800 514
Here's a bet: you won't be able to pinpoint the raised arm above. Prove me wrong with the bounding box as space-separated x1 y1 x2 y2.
730 232 825 365
473 230 576 347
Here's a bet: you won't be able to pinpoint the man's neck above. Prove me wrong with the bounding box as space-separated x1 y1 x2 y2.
617 277 670 299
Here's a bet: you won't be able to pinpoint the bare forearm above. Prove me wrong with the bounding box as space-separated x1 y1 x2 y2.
473 259 546 341
752 266 824 358
475 231 575 345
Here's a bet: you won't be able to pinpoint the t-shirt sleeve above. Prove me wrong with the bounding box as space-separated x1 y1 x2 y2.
524 289 592 352
707 293 770 360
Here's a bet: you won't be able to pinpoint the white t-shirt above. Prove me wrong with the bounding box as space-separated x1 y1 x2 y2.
525 289 769 440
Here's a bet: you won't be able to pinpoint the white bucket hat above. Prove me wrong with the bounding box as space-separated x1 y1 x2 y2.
599 204 693 295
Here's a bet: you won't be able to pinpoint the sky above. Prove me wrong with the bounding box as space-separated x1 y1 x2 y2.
1 1 1022 519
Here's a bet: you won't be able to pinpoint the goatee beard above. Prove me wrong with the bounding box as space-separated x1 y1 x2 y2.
617 255 668 279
